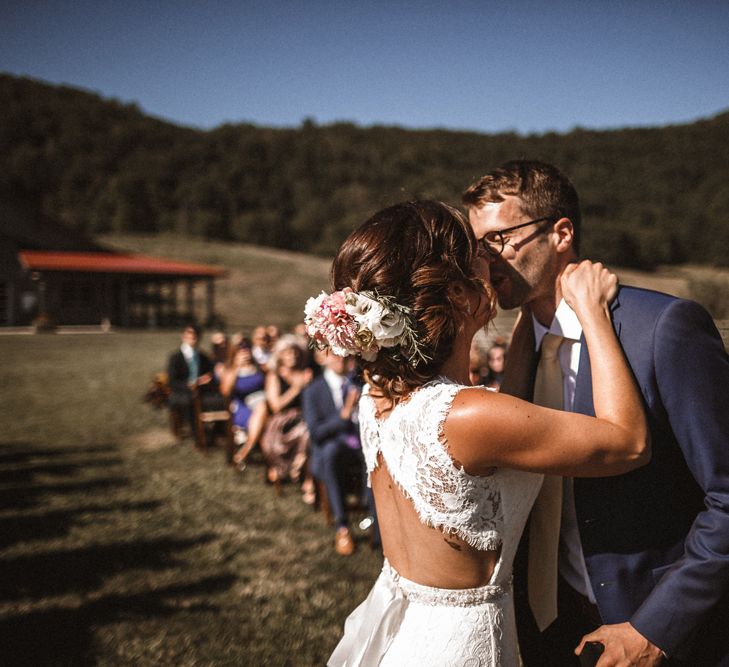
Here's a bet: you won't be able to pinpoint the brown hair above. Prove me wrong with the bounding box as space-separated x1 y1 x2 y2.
462 159 582 253
331 200 496 403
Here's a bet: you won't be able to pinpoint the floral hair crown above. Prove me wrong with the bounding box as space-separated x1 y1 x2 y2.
304 288 429 367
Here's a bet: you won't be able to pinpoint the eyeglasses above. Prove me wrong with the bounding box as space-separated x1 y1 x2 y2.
480 217 556 257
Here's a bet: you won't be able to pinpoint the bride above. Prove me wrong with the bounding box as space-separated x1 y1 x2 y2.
305 201 648 666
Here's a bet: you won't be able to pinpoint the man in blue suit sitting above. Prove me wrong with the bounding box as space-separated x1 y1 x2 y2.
464 160 729 666
303 352 373 556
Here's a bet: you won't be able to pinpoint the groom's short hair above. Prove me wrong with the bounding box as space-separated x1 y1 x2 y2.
462 159 582 254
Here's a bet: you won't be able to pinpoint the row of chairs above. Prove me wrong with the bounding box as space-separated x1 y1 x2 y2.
144 372 351 522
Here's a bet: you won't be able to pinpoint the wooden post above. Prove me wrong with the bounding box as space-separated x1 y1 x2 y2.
6 278 15 326
120 278 130 327
153 281 162 329
186 280 195 321
37 275 47 316
170 281 178 326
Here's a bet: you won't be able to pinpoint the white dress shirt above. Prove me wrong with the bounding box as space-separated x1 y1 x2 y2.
322 368 359 427
533 299 597 603
323 368 345 409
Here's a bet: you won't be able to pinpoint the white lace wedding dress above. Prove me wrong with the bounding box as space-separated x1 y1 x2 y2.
328 379 544 667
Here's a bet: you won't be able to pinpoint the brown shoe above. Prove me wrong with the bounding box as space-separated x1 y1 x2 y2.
335 527 355 556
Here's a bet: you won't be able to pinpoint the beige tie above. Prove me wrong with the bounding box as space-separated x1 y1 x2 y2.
528 332 564 631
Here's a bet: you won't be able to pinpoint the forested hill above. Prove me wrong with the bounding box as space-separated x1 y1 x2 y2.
2 73 728 267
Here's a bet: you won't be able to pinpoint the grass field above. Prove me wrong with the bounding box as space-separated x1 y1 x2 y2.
0 332 381 666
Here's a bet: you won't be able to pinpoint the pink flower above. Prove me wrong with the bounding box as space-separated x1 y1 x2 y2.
304 289 360 356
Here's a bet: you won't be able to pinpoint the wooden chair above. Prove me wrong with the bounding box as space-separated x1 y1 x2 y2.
143 372 187 442
316 479 334 525
192 388 235 460
314 455 367 526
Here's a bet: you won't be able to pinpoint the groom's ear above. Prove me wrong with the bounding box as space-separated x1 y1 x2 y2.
553 217 575 254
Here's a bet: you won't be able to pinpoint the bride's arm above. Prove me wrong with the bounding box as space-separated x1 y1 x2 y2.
446 261 650 477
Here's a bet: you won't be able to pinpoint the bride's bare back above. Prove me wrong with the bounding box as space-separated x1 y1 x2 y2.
360 382 544 594
372 458 499 588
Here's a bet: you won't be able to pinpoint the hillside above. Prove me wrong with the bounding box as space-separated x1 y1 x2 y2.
3 73 729 268
99 234 729 347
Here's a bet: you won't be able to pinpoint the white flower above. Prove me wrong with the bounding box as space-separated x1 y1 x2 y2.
345 292 379 321
304 292 327 319
369 307 407 347
346 293 406 348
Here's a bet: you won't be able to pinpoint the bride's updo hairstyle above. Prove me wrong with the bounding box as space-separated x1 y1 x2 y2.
331 200 495 403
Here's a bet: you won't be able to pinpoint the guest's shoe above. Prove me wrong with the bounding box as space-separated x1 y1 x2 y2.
301 478 316 505
335 527 355 556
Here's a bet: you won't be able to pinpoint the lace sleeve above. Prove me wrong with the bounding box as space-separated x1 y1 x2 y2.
358 389 381 483
375 382 504 552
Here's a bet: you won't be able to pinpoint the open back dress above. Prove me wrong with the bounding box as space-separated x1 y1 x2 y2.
328 379 544 667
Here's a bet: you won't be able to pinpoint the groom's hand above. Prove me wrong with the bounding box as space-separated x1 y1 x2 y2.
576 622 663 666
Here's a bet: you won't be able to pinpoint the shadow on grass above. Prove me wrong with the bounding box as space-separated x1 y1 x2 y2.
0 458 124 484
0 441 128 509
0 443 114 464
0 500 163 549
0 477 131 511
0 534 217 601
0 574 237 666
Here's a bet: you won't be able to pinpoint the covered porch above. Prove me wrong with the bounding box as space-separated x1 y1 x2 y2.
7 251 226 328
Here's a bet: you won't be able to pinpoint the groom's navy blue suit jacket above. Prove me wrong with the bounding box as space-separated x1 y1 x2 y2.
572 286 729 662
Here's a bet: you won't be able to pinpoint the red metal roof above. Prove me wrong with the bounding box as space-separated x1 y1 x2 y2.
18 250 226 277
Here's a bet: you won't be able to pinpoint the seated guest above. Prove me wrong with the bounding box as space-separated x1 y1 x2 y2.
259 335 312 484
251 326 272 369
167 324 216 440
469 343 486 387
266 324 281 349
483 341 506 391
219 338 268 469
292 322 308 338
303 352 372 556
209 330 229 381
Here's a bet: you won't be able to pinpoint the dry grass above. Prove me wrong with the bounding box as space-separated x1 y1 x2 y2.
0 332 380 666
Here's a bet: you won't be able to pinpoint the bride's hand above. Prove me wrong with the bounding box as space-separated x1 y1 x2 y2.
560 260 618 319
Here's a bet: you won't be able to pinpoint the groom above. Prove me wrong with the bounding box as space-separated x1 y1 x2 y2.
463 160 729 665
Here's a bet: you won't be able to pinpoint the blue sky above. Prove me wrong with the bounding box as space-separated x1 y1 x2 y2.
2 0 728 134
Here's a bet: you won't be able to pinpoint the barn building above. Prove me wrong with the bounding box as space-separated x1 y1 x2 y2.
1 202 225 329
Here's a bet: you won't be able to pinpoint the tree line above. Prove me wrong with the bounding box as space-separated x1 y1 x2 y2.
2 73 728 268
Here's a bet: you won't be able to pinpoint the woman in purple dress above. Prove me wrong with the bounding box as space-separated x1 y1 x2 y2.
220 338 268 469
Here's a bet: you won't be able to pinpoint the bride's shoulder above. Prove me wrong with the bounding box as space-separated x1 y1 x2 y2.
451 380 502 404
444 385 501 435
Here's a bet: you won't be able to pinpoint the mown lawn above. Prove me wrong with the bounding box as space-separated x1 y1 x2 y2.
0 332 381 666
